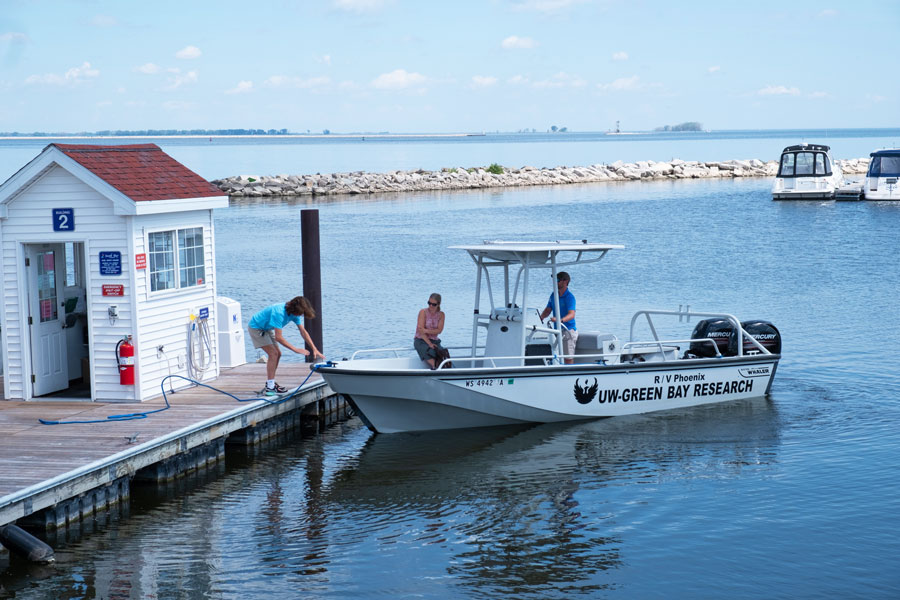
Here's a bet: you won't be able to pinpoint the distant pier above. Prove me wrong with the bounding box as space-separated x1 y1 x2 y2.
213 157 871 198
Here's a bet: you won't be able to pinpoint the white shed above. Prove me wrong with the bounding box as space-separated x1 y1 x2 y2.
0 143 230 402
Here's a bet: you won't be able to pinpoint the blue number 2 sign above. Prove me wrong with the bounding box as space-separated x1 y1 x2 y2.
52 208 74 232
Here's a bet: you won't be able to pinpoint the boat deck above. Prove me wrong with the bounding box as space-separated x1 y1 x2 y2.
0 362 334 528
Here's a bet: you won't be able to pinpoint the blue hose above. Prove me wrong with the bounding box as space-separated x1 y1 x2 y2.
38 369 317 425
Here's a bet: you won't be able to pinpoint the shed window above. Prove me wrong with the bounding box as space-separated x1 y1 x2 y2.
148 227 205 292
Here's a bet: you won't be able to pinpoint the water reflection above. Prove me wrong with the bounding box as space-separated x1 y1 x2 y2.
1 398 781 599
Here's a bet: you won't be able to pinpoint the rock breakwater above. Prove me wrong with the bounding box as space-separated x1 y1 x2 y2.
212 157 870 198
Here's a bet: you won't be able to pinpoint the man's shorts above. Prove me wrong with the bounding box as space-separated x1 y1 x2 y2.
562 329 579 357
248 327 276 349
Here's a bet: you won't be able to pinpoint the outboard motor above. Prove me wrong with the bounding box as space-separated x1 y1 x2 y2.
688 319 736 357
729 320 782 356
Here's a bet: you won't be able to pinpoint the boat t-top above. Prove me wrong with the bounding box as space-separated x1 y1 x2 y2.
864 148 900 200
772 143 843 200
315 240 781 433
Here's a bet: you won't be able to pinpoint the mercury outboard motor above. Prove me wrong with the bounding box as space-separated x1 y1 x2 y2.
688 319 736 357
729 320 782 356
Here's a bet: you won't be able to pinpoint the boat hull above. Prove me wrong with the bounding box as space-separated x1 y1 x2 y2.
320 355 779 433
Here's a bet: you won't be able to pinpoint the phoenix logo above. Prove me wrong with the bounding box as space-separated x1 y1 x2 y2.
574 378 599 404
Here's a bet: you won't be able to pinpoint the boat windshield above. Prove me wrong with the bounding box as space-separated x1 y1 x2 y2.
778 151 831 177
867 153 900 177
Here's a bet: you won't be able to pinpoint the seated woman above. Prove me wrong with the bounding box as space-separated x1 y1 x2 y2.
414 293 447 369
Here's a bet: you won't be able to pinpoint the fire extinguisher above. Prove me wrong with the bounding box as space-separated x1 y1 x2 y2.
116 335 135 385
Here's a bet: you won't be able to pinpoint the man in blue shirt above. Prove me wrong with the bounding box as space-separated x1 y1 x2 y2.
539 271 578 364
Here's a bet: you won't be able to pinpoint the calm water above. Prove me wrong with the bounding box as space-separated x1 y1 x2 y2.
1 128 899 181
3 144 900 598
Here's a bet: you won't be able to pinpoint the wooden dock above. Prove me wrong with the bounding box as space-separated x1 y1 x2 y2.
0 362 338 530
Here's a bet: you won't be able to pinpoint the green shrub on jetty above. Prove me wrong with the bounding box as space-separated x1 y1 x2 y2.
487 163 504 175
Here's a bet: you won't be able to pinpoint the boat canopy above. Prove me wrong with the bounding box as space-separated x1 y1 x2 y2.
867 149 900 177
451 240 624 267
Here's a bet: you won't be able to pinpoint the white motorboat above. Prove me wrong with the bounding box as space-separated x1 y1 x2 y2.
771 143 843 200
863 148 900 200
315 241 781 433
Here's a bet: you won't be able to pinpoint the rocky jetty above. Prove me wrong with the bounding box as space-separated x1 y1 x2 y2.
212 157 870 198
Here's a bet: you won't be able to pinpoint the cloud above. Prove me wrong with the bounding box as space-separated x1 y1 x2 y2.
91 15 118 27
162 100 195 110
502 35 537 49
318 54 332 66
264 75 331 88
333 0 390 12
471 75 498 87
511 0 587 13
164 69 198 90
612 51 628 61
808 91 828 98
533 72 586 89
135 62 161 74
597 75 642 92
818 9 838 17
175 45 202 59
758 85 800 96
226 80 253 94
372 69 426 90
25 61 99 85
507 75 530 85
708 65 721 73
0 32 28 42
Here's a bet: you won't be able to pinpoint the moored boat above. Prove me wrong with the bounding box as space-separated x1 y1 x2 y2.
863 148 900 200
315 241 781 434
772 143 843 200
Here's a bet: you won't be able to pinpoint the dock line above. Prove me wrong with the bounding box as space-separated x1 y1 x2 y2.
37 371 317 425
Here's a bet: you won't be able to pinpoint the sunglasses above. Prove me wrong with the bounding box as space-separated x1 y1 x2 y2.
428 301 438 306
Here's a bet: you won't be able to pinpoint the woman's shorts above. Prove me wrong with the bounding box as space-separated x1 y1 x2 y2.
414 337 442 361
248 327 277 349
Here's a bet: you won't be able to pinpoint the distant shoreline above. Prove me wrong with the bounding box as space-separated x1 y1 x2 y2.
0 133 478 141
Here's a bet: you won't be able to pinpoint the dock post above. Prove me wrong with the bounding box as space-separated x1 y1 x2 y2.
301 209 323 360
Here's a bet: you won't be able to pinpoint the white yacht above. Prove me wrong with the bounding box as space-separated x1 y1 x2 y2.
772 143 843 200
864 148 900 200
314 241 781 434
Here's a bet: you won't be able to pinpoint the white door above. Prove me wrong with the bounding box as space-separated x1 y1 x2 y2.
27 244 68 396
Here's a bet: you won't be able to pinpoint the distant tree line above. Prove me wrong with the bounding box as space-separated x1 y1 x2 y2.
654 122 703 132
0 128 294 137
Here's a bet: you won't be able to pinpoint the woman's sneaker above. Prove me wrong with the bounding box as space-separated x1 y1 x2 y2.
260 382 288 396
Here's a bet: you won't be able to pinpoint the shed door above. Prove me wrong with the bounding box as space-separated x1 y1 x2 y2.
26 244 68 396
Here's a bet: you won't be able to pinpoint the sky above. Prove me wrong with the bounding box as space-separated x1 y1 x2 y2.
0 0 897 134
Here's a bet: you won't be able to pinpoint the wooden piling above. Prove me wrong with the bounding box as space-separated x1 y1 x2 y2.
301 209 323 360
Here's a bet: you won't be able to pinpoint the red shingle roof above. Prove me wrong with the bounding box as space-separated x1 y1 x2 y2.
52 143 226 202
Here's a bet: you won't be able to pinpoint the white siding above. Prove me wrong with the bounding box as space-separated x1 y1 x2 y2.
132 210 219 401
1 165 135 401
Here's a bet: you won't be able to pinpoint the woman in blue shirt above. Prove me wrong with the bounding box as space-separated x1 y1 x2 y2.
248 296 324 395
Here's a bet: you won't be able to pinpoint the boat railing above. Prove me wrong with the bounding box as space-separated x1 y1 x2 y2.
437 350 614 369
629 308 770 356
621 338 720 361
349 345 482 361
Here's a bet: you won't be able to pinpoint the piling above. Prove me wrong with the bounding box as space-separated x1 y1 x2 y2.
301 209 324 359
